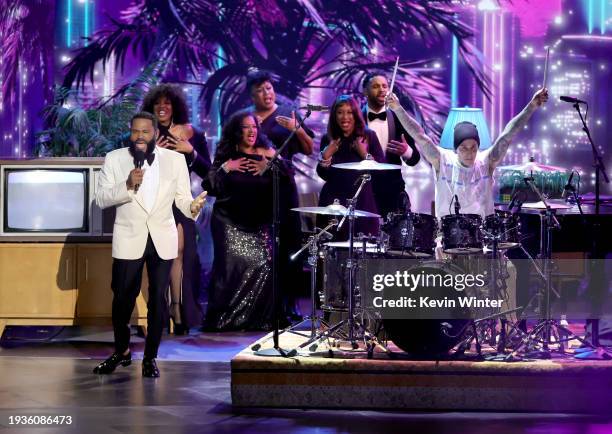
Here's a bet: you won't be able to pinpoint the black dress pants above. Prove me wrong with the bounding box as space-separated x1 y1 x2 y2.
111 235 173 359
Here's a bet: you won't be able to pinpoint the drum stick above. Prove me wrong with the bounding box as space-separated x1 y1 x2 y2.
542 47 550 89
388 56 400 98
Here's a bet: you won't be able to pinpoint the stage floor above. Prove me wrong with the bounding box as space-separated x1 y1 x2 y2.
1 325 612 433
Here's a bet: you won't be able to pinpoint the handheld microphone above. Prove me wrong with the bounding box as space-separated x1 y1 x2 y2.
299 104 330 112
561 171 575 200
559 96 587 105
133 149 146 193
454 194 461 215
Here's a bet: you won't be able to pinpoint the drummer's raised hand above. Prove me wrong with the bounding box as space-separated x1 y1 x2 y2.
387 133 411 157
530 88 549 108
385 92 401 111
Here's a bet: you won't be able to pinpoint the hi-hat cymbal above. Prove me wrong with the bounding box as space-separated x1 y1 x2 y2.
332 160 402 171
498 161 567 173
291 204 380 218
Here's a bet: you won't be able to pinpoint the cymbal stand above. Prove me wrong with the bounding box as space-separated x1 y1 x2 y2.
250 220 337 352
510 177 597 358
297 176 392 358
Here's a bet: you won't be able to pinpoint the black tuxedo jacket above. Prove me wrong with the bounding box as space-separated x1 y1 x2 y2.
362 106 420 218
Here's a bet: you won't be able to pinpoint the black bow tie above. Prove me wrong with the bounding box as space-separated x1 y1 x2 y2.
133 151 155 168
368 111 387 122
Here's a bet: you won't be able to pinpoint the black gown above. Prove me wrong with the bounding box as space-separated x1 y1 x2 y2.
316 129 385 239
159 124 211 329
241 104 315 310
205 149 289 331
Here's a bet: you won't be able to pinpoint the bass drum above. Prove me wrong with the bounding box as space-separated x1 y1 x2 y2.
381 261 470 356
383 319 469 357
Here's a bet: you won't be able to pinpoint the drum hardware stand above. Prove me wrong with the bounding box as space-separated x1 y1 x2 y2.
568 100 610 359
254 108 313 358
250 220 337 352
297 177 393 358
511 177 596 359
447 307 524 360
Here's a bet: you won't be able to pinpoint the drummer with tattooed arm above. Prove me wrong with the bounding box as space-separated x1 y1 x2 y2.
386 88 549 219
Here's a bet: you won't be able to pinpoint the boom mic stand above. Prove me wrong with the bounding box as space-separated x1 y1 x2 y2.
254 108 313 357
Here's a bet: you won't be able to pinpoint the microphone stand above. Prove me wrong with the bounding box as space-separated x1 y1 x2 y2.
254 108 313 358
571 102 611 360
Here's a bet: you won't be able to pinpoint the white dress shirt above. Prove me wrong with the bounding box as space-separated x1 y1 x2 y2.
367 105 389 154
137 147 160 213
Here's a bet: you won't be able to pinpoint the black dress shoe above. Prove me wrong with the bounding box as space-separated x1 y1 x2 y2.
93 351 131 374
142 357 160 378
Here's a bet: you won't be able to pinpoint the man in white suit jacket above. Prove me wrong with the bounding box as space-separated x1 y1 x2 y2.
93 112 207 378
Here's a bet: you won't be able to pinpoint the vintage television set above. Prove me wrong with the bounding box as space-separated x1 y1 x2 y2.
0 159 114 239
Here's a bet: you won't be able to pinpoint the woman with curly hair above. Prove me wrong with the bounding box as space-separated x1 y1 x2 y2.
317 95 384 239
204 112 290 331
141 84 211 335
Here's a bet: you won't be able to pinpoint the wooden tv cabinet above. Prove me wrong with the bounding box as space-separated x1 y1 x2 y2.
0 242 148 338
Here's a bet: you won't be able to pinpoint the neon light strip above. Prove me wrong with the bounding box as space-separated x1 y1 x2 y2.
451 35 458 108
499 12 504 139
601 0 606 34
66 0 72 47
588 0 594 34
84 0 89 44
483 12 488 131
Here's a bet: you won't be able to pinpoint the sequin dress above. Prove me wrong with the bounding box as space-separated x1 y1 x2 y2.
204 149 283 330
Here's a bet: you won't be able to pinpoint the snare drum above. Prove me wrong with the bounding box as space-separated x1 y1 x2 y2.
483 210 521 250
383 212 438 257
441 214 483 254
317 241 380 311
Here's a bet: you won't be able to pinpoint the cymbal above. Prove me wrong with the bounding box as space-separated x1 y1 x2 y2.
324 241 381 252
498 161 568 173
521 200 573 210
291 204 381 218
332 160 402 171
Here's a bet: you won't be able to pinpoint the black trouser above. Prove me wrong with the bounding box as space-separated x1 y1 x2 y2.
111 235 173 359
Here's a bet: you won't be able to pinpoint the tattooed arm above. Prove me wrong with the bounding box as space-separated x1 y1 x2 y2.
487 88 549 172
387 94 441 172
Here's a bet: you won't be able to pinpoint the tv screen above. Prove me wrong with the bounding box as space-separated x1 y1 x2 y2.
3 168 88 232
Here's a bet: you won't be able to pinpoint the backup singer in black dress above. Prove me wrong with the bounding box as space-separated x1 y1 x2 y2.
239 70 315 320
141 84 211 334
204 112 289 331
317 95 385 239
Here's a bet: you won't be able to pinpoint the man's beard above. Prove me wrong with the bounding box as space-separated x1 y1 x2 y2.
129 137 156 156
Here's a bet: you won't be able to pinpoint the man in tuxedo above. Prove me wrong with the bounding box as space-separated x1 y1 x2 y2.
93 112 207 378
362 73 420 219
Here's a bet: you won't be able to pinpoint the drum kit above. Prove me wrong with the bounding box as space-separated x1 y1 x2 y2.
277 159 604 359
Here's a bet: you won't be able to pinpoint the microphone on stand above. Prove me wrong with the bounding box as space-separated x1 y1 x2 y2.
559 96 587 105
454 194 461 215
133 149 146 193
299 104 330 112
561 171 576 200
